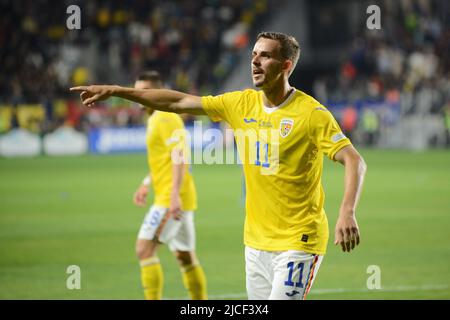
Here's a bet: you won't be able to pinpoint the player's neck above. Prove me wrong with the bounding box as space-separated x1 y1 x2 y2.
262 80 293 107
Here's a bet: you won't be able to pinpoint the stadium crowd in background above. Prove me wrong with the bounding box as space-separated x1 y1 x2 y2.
0 0 449 147
312 0 449 145
0 0 273 134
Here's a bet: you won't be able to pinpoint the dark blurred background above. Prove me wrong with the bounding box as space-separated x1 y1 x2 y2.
0 0 449 153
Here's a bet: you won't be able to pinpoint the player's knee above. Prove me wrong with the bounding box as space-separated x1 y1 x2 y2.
136 240 157 260
136 245 149 260
175 251 196 267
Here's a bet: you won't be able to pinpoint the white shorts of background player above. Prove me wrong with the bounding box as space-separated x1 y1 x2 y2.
138 205 196 252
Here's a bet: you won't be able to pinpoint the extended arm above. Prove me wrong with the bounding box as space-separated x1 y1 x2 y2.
333 145 367 252
70 85 206 115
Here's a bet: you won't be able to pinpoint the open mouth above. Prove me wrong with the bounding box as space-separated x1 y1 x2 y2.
252 69 264 76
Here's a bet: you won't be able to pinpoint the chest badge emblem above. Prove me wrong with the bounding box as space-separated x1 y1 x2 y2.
280 118 294 138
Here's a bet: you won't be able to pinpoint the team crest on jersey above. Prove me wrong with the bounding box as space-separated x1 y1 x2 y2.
280 119 294 138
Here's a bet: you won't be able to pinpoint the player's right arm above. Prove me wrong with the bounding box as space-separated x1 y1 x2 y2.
133 174 151 207
70 85 206 115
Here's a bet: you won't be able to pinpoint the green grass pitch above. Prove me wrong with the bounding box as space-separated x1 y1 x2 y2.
0 149 449 299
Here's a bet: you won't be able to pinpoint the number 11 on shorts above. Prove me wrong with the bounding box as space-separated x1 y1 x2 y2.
284 262 304 287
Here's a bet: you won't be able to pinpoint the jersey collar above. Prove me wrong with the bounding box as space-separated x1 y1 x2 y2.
261 88 297 114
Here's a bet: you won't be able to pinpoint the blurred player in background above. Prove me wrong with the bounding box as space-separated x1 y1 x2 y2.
72 32 366 300
132 71 207 300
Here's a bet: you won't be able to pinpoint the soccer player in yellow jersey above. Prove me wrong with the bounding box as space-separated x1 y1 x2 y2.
131 71 207 300
72 32 367 300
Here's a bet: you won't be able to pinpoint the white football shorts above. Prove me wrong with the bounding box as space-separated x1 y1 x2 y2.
245 246 324 300
137 205 196 252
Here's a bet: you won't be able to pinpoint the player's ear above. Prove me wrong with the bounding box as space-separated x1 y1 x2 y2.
283 59 293 75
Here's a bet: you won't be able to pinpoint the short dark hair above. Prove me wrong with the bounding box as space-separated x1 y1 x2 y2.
256 32 300 75
136 70 163 86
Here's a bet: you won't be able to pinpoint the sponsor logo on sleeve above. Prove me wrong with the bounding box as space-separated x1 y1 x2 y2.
331 132 346 143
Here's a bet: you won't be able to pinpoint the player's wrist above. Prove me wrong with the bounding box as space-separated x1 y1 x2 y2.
339 205 356 217
111 85 128 96
142 176 151 187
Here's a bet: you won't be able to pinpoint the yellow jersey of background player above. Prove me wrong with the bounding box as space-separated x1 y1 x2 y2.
132 71 206 300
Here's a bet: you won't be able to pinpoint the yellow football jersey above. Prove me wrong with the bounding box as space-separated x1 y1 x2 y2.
146 111 197 211
201 89 351 254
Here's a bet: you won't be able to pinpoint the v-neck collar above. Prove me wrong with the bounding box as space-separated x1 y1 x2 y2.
261 88 296 114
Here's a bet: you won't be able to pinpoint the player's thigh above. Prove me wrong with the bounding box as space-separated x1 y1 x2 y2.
135 238 160 259
168 211 195 252
269 251 323 300
245 246 272 300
